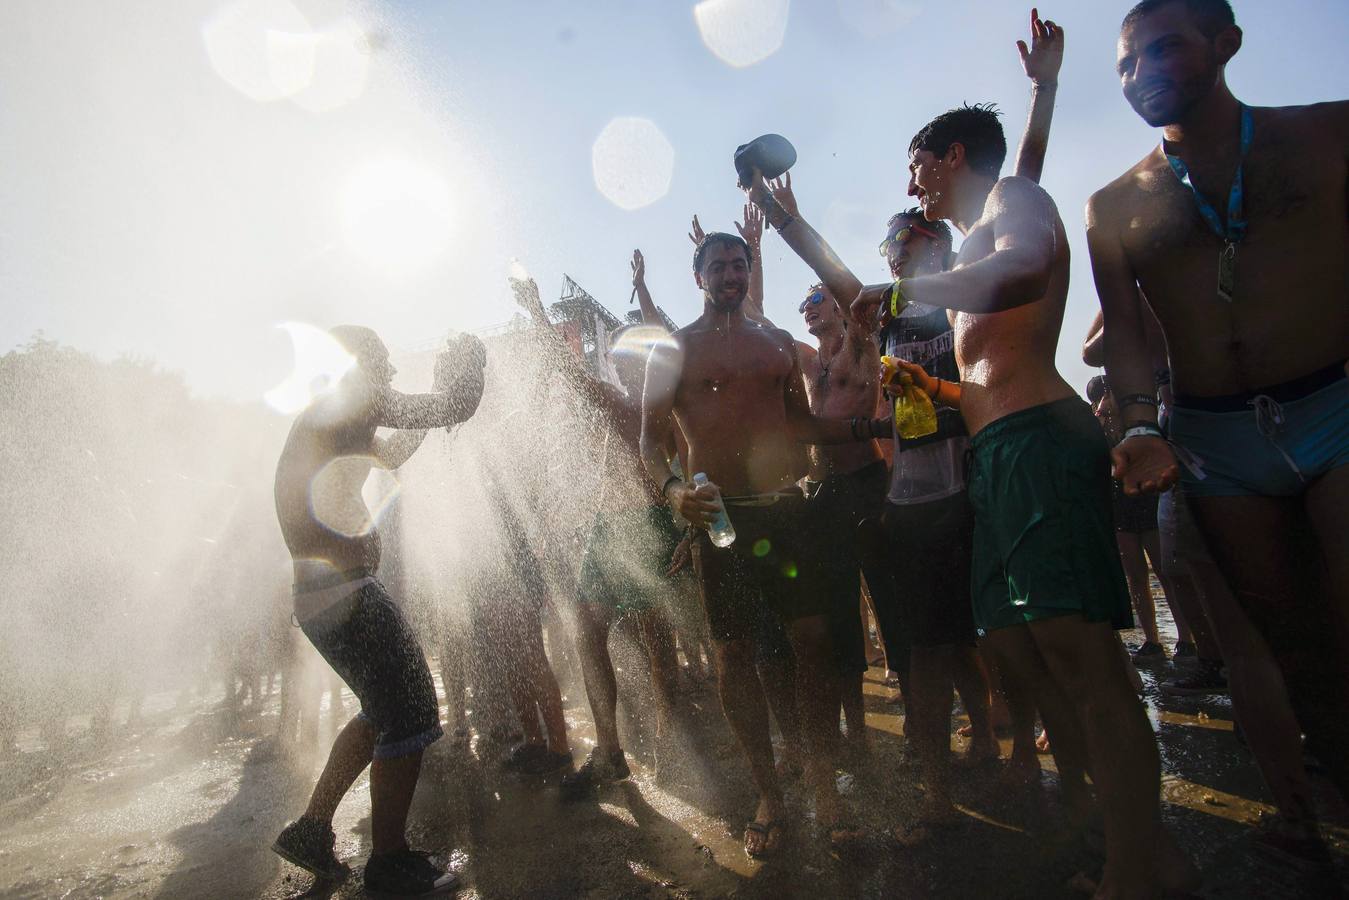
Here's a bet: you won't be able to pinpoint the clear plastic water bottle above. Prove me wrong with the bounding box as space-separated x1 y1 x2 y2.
693 472 736 548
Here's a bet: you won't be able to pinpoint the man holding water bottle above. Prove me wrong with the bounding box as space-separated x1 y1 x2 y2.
640 231 889 858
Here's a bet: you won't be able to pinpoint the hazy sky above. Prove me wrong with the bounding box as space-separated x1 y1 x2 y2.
2 0 1346 403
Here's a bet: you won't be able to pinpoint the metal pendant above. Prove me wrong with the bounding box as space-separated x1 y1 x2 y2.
1217 242 1237 302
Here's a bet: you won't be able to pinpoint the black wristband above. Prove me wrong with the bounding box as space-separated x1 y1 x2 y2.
661 474 682 498
1118 392 1159 409
868 417 892 439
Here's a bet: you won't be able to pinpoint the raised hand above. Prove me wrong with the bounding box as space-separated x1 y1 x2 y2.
739 166 773 213
1016 8 1064 87
508 273 546 316
1111 435 1180 496
687 215 706 246
631 249 646 287
768 171 799 218
735 202 764 248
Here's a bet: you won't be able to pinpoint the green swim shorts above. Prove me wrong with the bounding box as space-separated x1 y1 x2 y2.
577 505 685 615
967 397 1133 636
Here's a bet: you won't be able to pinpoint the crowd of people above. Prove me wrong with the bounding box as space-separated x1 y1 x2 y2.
268 1 1348 896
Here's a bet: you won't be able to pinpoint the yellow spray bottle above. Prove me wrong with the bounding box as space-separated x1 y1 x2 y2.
881 356 938 439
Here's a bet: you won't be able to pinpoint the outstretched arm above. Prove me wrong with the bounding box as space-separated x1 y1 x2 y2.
631 250 665 327
744 170 865 311
373 429 428 468
510 273 625 412
1086 192 1178 495
373 334 487 430
1013 8 1064 184
853 178 1056 323
735 203 766 319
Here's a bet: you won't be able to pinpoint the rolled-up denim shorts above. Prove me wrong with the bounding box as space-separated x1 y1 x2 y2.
299 578 442 759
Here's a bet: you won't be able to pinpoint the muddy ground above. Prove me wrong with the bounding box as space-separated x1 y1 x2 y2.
3 618 1348 899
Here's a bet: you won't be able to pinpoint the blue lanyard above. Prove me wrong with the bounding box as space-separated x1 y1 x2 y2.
1163 104 1253 244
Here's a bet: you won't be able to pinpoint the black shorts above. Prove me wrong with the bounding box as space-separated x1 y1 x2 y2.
299 579 442 759
809 461 888 675
882 492 978 648
692 492 828 642
1112 481 1159 534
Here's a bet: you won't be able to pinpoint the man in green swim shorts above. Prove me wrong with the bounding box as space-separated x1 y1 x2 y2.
847 99 1197 895
513 253 685 798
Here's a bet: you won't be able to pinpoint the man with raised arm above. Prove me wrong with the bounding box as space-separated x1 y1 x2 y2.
509 255 687 798
641 231 887 857
1087 0 1349 859
272 325 484 896
791 60 1196 900
744 8 1064 841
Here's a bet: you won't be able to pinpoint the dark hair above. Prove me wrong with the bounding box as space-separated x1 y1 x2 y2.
1122 0 1236 38
887 209 956 270
887 208 954 248
329 324 385 362
692 232 755 274
908 103 1006 180
1085 374 1110 403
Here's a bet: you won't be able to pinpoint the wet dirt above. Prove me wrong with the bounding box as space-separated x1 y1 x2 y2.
3 614 1348 899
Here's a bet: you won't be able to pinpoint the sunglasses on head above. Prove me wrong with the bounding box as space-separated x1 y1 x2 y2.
878 223 939 257
798 290 826 314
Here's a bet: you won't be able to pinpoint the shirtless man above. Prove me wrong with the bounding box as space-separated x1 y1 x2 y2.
509 256 684 798
834 96 1195 892
1088 0 1348 858
641 232 887 857
272 325 484 895
796 280 886 760
744 8 1063 836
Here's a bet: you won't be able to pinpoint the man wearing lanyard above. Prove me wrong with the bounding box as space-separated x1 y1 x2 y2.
1087 0 1349 857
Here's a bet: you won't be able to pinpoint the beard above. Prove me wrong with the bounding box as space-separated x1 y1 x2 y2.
1129 54 1221 127
707 286 746 312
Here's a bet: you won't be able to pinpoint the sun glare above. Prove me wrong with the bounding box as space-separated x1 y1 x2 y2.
264 321 356 414
341 157 456 272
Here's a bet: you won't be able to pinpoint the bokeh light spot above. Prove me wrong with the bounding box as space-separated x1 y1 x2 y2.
591 117 675 211
203 0 316 102
693 0 790 69
290 17 372 113
753 538 772 557
782 561 798 578
264 322 356 414
308 456 400 537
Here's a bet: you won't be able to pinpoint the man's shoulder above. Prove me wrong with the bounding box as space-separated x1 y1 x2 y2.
988 175 1058 219
1258 100 1349 140
1087 149 1165 225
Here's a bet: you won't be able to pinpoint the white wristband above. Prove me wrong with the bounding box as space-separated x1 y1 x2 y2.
1122 425 1164 442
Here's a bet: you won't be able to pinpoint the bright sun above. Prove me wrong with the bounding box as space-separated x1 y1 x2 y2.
341 157 455 272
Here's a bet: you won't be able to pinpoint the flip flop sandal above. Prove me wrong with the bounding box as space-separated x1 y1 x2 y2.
744 820 783 859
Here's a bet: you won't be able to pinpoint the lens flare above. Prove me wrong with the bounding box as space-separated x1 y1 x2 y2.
591 117 675 211
693 0 790 69
290 17 372 113
264 322 357 414
308 457 401 538
202 0 316 102
341 157 455 272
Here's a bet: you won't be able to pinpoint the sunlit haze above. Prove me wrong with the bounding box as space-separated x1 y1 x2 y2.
2 0 1346 401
